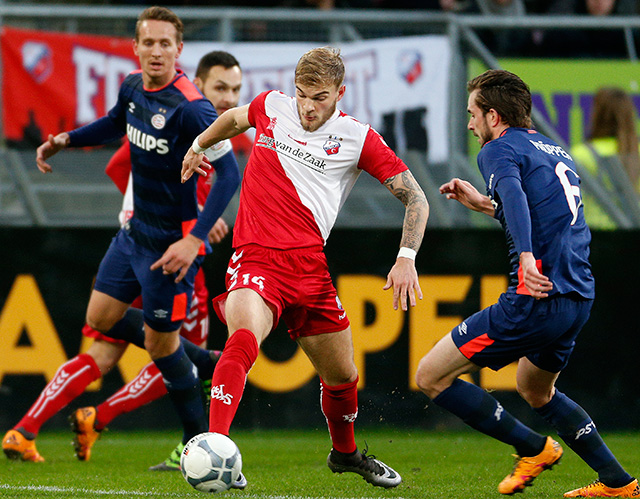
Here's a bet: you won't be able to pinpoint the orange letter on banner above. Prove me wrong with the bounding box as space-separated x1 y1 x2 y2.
248 347 316 393
338 275 404 389
0 275 67 385
409 276 473 390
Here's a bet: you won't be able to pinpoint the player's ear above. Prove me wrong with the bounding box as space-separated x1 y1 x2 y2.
176 41 184 59
336 84 346 102
488 108 501 127
193 77 203 91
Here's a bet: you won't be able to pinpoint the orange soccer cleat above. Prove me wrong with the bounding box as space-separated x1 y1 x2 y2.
69 407 101 461
498 436 563 495
564 478 640 497
2 428 45 462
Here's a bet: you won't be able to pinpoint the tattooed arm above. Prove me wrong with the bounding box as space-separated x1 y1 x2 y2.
382 169 429 311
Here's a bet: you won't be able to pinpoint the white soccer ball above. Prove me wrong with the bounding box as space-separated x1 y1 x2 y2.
180 432 242 493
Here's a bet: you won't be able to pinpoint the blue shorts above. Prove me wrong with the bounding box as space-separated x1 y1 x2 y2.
94 228 203 332
452 292 593 373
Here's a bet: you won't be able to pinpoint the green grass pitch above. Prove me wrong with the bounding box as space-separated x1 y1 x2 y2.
1 428 639 498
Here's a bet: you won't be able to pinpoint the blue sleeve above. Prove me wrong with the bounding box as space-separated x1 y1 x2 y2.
68 88 127 147
495 176 533 254
181 99 217 139
67 115 125 147
190 150 241 241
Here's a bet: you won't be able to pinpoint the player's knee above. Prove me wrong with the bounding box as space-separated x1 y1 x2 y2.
144 332 179 360
516 383 553 408
322 368 357 386
415 361 440 399
86 306 125 334
86 315 112 334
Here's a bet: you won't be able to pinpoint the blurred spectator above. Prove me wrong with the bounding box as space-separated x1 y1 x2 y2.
571 87 640 228
531 0 638 57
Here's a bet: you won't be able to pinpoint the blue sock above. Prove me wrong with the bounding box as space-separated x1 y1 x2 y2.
104 309 145 348
534 390 632 488
104 309 215 379
154 343 207 444
181 338 216 380
433 379 546 457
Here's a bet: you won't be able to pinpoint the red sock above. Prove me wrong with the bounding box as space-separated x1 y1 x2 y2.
95 362 166 431
209 329 259 435
321 376 359 454
17 353 101 436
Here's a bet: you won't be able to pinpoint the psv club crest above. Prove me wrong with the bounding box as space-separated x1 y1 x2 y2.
323 135 341 156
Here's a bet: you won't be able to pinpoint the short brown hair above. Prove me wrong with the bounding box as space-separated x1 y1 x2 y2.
467 69 532 129
195 51 241 81
295 47 345 89
135 6 184 44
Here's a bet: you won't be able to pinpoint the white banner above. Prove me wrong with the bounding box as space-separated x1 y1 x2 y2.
181 36 450 163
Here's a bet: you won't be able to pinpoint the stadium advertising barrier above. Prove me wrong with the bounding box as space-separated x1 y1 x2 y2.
1 26 449 163
1 228 638 432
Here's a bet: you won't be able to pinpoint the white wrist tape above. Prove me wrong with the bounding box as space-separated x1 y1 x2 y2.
191 135 207 154
397 247 417 260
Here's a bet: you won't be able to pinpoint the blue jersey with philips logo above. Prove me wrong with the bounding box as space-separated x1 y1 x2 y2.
113 70 216 253
70 69 215 254
477 127 595 299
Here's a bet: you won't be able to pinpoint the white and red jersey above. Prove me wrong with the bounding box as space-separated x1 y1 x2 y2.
234 90 408 250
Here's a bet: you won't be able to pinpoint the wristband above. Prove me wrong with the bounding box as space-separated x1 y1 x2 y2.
191 135 207 154
397 247 417 260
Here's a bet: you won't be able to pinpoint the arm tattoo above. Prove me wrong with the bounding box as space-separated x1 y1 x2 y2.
384 170 429 252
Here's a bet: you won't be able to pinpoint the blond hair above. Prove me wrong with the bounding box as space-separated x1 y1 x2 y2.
295 47 345 89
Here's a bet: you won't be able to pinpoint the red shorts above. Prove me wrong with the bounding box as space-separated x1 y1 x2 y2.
212 244 350 340
82 268 209 346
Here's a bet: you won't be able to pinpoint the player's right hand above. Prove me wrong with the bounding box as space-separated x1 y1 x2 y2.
36 133 70 173
182 147 212 183
439 178 494 215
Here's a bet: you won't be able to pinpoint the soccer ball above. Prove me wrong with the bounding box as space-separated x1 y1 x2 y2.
180 432 242 493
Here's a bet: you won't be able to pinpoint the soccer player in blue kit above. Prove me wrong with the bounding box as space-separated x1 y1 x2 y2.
34 6 240 452
415 70 639 498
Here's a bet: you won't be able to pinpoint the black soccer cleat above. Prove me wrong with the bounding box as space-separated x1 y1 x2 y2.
327 445 401 488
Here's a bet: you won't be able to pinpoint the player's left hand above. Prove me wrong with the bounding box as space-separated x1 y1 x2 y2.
182 147 212 183
520 251 553 299
150 234 203 283
383 258 423 311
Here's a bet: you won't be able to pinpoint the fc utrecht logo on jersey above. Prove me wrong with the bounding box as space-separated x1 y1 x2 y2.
323 137 341 156
267 116 277 131
151 114 166 130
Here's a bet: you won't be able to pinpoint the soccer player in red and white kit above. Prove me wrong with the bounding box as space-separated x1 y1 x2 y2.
182 47 429 488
